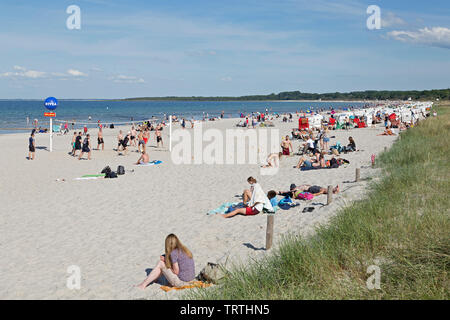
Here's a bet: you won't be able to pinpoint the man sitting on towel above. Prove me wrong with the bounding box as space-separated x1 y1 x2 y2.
135 150 150 165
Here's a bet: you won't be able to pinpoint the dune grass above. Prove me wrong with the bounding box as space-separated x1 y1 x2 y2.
187 103 450 300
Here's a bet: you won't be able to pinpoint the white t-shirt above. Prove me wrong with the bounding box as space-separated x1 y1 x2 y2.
307 138 314 148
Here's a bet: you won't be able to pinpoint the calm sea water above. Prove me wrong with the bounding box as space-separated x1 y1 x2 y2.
0 100 366 133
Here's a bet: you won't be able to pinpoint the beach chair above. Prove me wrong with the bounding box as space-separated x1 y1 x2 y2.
298 117 309 130
53 125 61 133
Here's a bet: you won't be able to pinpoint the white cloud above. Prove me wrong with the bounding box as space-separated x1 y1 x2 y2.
387 27 450 49
108 74 145 83
0 66 89 80
67 69 88 77
90 66 103 72
0 66 46 79
220 76 232 82
381 12 406 28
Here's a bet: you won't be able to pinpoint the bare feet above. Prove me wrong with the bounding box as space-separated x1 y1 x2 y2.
333 185 340 194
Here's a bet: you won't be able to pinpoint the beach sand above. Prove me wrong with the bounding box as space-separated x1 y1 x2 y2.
0 117 397 299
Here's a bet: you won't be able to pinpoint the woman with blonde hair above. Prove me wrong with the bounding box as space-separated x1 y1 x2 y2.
137 234 195 289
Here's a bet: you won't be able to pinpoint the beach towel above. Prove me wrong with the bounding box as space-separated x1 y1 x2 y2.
135 160 162 166
74 176 103 180
160 281 212 292
82 174 105 178
207 202 241 215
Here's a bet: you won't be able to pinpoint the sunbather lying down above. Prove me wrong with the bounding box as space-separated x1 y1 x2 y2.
378 128 396 136
279 183 339 198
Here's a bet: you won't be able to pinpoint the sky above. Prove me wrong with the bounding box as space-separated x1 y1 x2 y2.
0 0 449 99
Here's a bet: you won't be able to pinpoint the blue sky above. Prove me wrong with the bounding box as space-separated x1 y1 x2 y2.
0 0 449 98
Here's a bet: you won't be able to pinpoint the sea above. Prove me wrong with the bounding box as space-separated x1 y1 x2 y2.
0 100 367 133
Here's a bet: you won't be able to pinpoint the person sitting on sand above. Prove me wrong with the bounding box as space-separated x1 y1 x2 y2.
344 136 356 152
378 127 395 136
221 177 269 218
137 234 195 289
135 150 150 165
301 135 316 155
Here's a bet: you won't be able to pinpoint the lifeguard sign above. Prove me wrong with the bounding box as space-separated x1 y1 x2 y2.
44 97 58 152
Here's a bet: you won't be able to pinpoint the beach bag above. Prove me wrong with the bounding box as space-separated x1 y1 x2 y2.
101 166 112 175
106 171 118 179
278 197 293 210
117 165 125 175
197 262 226 284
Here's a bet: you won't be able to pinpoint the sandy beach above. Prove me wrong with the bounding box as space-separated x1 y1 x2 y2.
0 117 397 299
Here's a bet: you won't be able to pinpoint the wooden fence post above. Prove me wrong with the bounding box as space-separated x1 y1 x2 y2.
327 185 333 205
356 168 361 182
266 215 274 250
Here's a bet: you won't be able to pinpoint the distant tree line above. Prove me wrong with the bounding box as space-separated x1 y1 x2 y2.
123 88 450 101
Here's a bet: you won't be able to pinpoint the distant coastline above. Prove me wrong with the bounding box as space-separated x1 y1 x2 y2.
0 88 448 102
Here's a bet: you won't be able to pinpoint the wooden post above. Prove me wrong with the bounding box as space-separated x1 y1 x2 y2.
384 146 387 152
266 215 274 250
356 168 360 182
327 185 333 205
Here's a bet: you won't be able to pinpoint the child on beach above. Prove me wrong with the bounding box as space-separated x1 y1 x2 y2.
137 234 195 289
28 132 35 160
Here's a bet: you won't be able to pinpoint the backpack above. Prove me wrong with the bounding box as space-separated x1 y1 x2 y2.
117 165 125 175
101 166 111 174
197 262 226 284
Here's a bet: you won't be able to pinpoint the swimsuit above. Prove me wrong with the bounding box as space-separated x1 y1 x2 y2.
307 185 321 194
245 207 260 216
